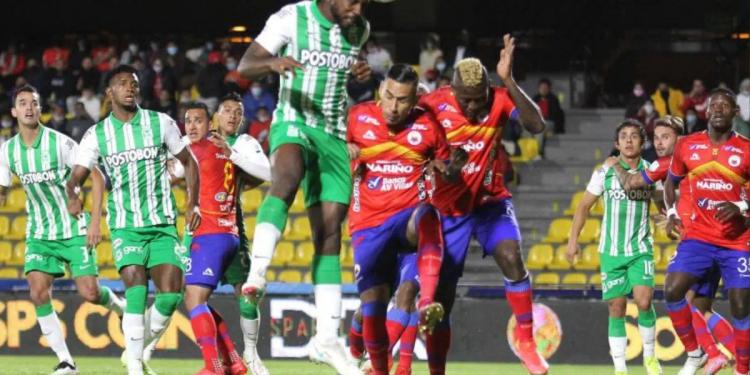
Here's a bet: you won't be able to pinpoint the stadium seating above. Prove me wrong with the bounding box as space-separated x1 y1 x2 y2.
243 217 256 239
99 268 120 280
0 267 20 279
176 216 186 237
563 191 585 216
340 244 354 267
0 241 11 264
8 242 25 266
658 244 677 271
655 273 666 286
575 244 600 271
543 218 572 243
589 273 601 287
278 270 303 283
286 216 311 241
526 244 554 270
172 188 187 212
533 272 561 286
578 218 601 244
0 215 9 237
0 188 25 212
289 192 306 213
561 272 587 286
97 241 113 266
266 269 277 282
342 270 354 284
7 216 26 240
241 190 263 213
271 242 294 266
289 241 315 266
303 271 312 283
510 138 540 162
547 246 571 270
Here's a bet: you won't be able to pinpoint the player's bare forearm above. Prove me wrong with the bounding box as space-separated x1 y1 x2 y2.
570 192 597 242
0 185 7 206
663 176 677 210
239 171 264 190
238 42 279 81
503 78 545 134
66 166 91 201
89 168 104 224
176 149 200 209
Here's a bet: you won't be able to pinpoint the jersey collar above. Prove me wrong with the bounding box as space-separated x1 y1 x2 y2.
19 124 45 150
311 2 334 30
108 107 143 128
617 157 644 171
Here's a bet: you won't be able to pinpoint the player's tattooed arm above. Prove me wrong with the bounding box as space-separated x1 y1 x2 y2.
566 191 598 264
496 34 545 135
175 148 201 231
238 42 303 80
66 166 91 217
603 156 647 191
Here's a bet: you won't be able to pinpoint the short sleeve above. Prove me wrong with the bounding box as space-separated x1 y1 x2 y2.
162 115 186 156
669 138 687 178
75 127 100 169
254 5 295 55
59 134 79 169
0 142 11 187
497 88 518 120
586 166 606 196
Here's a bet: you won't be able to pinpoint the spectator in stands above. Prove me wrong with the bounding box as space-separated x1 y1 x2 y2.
68 38 89 73
681 78 708 129
437 74 451 88
419 33 442 79
67 102 94 142
434 56 448 78
154 88 177 119
0 113 13 142
0 83 11 116
78 87 100 121
178 88 192 104
74 57 101 95
23 59 47 99
241 81 275 123
0 44 26 83
502 117 523 157
447 29 476 68
684 108 704 133
364 37 392 77
637 100 659 142
421 68 439 92
247 106 271 154
149 57 177 108
625 81 647 118
224 56 250 94
47 60 75 108
734 78 750 138
119 42 141 65
196 51 227 111
42 42 70 69
533 78 565 134
46 104 68 134
91 44 116 73
650 82 684 118
165 41 194 86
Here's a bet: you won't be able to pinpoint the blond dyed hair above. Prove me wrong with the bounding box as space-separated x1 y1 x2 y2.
455 58 485 87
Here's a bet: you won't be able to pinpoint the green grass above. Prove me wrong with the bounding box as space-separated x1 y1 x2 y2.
0 355 684 375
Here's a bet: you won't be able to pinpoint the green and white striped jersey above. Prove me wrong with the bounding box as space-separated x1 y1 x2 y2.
255 0 370 140
0 126 89 240
586 159 654 257
76 108 185 230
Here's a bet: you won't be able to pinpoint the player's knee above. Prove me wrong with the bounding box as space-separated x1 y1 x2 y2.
268 172 302 202
634 297 652 312
29 288 50 306
664 282 686 302
607 299 627 317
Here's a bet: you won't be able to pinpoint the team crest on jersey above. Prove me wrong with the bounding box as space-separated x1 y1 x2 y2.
41 153 50 167
215 192 228 202
441 119 452 128
437 103 458 113
142 125 153 140
357 115 380 126
690 153 700 161
407 131 422 145
363 130 376 140
729 155 742 167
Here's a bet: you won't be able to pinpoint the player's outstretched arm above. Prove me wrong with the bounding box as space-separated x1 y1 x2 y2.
566 191 597 264
175 148 201 231
66 165 91 217
86 167 105 247
496 34 545 134
238 42 302 81
603 156 647 191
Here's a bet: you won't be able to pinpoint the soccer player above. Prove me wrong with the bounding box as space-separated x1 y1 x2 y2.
602 117 735 372
419 35 548 375
237 0 371 371
181 96 271 375
566 120 662 375
346 63 464 375
662 89 750 375
0 84 125 375
66 65 200 375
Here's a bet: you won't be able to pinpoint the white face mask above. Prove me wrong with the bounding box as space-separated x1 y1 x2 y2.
1 120 12 128
128 44 138 54
644 103 654 115
436 62 446 71
251 87 262 97
167 46 178 56
686 114 698 125
226 61 237 71
153 64 163 73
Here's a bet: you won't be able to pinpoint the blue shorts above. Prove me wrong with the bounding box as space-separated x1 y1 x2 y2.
185 233 240 288
691 264 722 298
441 199 522 282
352 207 416 293
668 239 750 290
395 253 418 287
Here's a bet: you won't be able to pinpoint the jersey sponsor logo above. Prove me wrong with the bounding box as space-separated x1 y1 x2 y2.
366 163 414 174
217 218 234 227
696 179 733 191
407 130 422 145
215 192 228 202
214 153 229 160
724 145 744 154
603 188 651 201
696 197 723 210
437 103 458 113
104 146 160 167
363 130 376 140
18 169 64 185
690 153 700 161
461 140 485 152
412 123 428 131
366 176 382 190
729 155 742 167
357 115 381 126
299 49 357 70
689 144 709 150
379 177 414 192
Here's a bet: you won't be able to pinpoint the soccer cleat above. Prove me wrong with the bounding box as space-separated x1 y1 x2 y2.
120 350 157 375
515 340 549 375
702 353 729 375
678 350 708 375
194 368 222 375
394 366 412 375
418 301 445 335
227 361 248 375
308 335 363 375
644 356 662 375
51 361 78 375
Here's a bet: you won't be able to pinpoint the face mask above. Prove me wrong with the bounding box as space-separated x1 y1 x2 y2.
205 42 214 51
1 120 11 128
251 87 262 97
687 114 697 125
153 64 163 73
257 114 269 122
644 104 654 115
128 44 138 54
436 62 446 71
53 115 64 122
167 46 178 56
633 88 644 97
226 61 237 71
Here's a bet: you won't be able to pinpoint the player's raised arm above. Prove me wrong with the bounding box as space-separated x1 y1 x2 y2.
496 34 545 134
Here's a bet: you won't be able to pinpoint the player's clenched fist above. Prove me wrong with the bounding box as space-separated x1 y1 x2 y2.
565 240 580 265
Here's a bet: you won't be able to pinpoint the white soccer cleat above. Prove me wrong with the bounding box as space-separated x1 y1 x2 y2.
51 361 78 375
308 335 363 375
120 350 157 375
244 346 270 375
677 350 707 375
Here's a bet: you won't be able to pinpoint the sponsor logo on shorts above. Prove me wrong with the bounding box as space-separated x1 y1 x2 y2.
25 254 44 263
696 179 733 191
353 264 361 279
113 238 123 249
602 275 626 294
114 246 143 262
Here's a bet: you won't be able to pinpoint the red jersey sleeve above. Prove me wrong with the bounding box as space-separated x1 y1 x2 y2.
495 88 518 121
642 156 671 185
432 116 451 161
669 137 687 179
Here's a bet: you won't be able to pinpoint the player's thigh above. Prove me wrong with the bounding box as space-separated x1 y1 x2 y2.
626 252 656 290
222 247 250 287
352 226 399 295
268 122 310 201
473 199 522 256
145 225 187 272
24 238 66 279
58 236 98 279
690 264 722 306
307 201 348 255
666 239 716 284
404 203 439 245
303 127 351 207
600 254 633 301
186 233 239 289
439 215 474 282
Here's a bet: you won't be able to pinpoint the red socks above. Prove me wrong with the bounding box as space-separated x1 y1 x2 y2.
395 311 419 372
362 302 389 375
504 275 534 342
708 312 735 356
349 314 365 358
209 305 243 365
733 316 750 374
416 207 443 307
189 304 223 373
666 299 698 352
692 307 721 357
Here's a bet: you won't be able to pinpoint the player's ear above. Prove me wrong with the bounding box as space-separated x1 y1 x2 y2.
10 107 17 119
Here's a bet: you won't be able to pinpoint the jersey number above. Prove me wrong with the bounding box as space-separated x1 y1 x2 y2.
644 260 654 276
223 161 235 195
